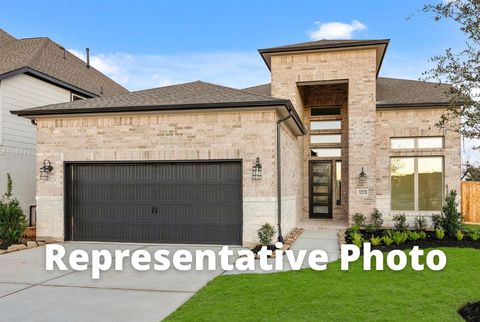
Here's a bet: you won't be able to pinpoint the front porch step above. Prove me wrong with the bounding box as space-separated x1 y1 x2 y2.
298 219 349 231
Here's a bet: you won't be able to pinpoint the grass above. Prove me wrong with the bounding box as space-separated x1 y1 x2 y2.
464 223 480 233
166 248 480 322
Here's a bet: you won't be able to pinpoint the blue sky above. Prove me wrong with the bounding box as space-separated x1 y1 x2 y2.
1 0 477 160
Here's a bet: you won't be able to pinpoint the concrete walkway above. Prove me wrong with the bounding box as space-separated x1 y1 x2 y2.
225 229 340 275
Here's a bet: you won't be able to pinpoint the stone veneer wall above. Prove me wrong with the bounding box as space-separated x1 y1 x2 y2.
35 109 301 246
375 108 461 226
271 48 378 222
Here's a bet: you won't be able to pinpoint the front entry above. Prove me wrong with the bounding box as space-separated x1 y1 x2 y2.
309 161 333 219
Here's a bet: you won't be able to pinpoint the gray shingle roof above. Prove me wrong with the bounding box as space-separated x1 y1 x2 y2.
0 29 128 97
258 39 390 54
243 77 452 107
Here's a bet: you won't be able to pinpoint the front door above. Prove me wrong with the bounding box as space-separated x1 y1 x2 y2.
309 161 332 219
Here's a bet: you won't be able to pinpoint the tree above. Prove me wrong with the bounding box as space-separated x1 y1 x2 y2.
422 0 480 142
462 161 480 181
0 174 27 245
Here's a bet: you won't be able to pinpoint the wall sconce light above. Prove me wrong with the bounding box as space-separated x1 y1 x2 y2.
252 157 262 180
39 159 53 180
359 167 367 184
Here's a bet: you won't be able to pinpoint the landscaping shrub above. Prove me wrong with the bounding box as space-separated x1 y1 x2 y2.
440 190 462 236
352 213 366 227
0 174 27 245
455 230 464 241
364 224 375 233
419 231 427 240
391 231 408 245
370 208 383 230
408 231 422 242
351 231 363 248
431 214 442 230
436 228 445 240
393 214 409 231
470 232 480 241
413 216 427 231
382 235 393 246
370 235 382 246
257 223 275 245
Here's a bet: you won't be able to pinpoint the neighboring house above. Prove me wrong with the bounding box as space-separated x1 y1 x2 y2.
0 29 128 219
12 39 460 246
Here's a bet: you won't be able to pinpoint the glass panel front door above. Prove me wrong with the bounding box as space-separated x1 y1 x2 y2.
310 161 332 219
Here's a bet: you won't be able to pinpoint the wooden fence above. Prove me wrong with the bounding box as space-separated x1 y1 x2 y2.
462 181 480 224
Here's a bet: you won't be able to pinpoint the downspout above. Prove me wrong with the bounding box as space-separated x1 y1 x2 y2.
276 109 293 243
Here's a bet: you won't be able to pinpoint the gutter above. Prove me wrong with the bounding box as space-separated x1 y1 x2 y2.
276 108 294 243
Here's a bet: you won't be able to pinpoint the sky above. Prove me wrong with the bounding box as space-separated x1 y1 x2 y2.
0 0 477 161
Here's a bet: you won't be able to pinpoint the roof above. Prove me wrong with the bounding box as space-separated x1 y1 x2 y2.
0 29 128 97
243 77 452 107
258 39 390 75
11 80 306 134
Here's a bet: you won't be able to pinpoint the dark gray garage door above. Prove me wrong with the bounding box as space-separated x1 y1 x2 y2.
65 161 242 245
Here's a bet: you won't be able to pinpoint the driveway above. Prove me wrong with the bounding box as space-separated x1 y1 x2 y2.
0 242 238 322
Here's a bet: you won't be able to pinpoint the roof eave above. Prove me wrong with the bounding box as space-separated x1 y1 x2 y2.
376 102 455 109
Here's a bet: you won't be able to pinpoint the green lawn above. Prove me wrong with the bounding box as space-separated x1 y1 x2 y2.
166 248 480 322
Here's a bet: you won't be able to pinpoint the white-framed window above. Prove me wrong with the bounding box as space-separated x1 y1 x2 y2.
71 93 86 101
390 157 444 211
391 137 443 150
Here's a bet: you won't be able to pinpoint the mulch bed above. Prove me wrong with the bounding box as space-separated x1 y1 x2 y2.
345 229 480 252
458 302 480 322
251 227 305 255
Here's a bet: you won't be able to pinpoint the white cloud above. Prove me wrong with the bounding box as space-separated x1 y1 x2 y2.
309 20 367 40
68 49 270 91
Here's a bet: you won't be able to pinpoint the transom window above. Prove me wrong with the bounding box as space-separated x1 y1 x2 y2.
391 157 444 211
391 137 443 149
310 120 341 130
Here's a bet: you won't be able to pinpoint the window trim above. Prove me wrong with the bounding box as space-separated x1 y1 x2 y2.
390 156 444 212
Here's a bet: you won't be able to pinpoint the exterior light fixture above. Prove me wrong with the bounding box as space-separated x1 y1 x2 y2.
252 157 262 180
39 159 53 180
359 167 367 184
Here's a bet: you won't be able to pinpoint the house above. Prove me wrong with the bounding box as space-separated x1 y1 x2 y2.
12 39 460 246
0 28 128 218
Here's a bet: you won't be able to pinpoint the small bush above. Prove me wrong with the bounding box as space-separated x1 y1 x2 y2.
431 214 442 230
441 190 462 236
0 174 27 245
382 235 393 246
351 231 363 248
383 229 394 238
470 232 480 241
419 231 427 240
370 235 382 246
455 230 464 241
257 223 276 245
392 231 408 245
364 224 375 233
370 208 383 230
352 213 366 227
413 216 427 231
393 214 409 231
435 228 445 240
408 231 422 242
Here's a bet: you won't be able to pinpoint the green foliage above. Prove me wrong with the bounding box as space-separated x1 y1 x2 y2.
0 174 27 245
370 235 382 246
470 232 480 241
364 224 375 233
382 235 393 246
431 214 442 230
257 223 276 245
393 214 409 231
419 231 427 240
370 208 383 230
391 231 409 245
462 161 480 181
433 190 462 236
352 213 366 228
350 231 363 248
413 216 427 231
436 228 445 240
408 231 422 242
455 230 464 241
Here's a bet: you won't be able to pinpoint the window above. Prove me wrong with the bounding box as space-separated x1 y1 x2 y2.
71 94 86 101
311 120 341 130
391 157 443 211
311 148 341 157
310 134 341 144
311 107 341 116
335 161 341 205
391 137 443 150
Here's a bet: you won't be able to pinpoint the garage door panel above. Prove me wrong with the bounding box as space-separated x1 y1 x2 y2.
67 162 242 245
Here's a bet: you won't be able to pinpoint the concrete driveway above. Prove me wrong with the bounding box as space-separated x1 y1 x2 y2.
0 242 237 322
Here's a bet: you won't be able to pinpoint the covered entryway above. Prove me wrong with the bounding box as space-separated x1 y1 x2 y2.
65 161 242 245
